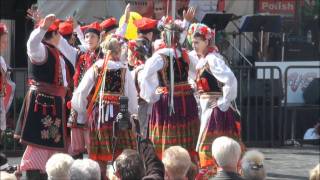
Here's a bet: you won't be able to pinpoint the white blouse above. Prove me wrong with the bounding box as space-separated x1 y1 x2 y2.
139 48 198 103
190 50 237 112
71 60 138 118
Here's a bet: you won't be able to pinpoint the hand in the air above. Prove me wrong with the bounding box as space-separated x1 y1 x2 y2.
183 7 196 22
40 14 56 30
124 3 131 23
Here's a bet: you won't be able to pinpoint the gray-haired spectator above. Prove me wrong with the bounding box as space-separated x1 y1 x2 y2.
162 146 192 180
309 164 320 180
0 171 17 180
45 153 74 180
70 159 101 180
210 136 243 180
241 150 266 180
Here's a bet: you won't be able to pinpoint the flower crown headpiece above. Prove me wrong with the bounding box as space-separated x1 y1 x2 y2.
188 23 215 40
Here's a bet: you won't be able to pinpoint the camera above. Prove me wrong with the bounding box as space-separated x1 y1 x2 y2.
116 96 131 130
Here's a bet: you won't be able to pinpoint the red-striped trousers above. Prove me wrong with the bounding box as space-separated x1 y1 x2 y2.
20 145 58 172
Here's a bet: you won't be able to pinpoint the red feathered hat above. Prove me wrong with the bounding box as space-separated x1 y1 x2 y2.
100 17 118 32
59 21 73 35
134 17 157 33
84 21 101 36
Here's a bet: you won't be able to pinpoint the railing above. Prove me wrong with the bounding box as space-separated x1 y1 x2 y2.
231 66 283 147
282 65 320 145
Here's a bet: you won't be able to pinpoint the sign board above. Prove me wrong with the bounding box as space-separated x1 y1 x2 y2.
258 0 296 17
255 61 320 103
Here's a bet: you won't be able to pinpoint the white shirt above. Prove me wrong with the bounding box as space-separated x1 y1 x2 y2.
27 28 76 87
71 60 138 118
0 56 7 73
139 48 198 103
304 128 320 140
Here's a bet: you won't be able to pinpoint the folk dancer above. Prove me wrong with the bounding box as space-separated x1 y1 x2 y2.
71 34 138 179
188 23 243 171
139 17 200 160
14 14 75 179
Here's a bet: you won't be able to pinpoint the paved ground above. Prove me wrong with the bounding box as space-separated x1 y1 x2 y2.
253 145 319 180
6 145 320 180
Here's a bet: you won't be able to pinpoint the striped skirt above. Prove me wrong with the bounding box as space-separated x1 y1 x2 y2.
149 93 200 158
197 107 243 168
20 145 59 172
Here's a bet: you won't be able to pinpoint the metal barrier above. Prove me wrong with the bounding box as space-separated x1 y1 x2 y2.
2 68 28 156
231 66 283 147
283 65 320 145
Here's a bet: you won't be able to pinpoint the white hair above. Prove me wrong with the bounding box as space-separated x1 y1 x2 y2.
0 171 17 180
45 153 74 180
211 136 241 168
310 164 320 180
70 159 101 180
241 150 266 180
162 146 191 180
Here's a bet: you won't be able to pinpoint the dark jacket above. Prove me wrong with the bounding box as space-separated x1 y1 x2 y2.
139 139 165 180
210 170 244 180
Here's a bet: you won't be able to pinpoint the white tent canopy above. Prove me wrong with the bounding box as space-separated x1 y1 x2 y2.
38 0 127 24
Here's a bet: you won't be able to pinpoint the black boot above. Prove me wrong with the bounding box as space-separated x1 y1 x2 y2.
26 170 41 180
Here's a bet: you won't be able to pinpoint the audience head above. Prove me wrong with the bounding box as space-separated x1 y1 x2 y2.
115 149 145 180
70 159 101 180
309 164 320 180
211 136 241 171
162 146 191 180
241 150 266 180
45 153 74 180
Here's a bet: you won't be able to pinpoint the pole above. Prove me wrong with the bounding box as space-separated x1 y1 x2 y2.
281 33 285 61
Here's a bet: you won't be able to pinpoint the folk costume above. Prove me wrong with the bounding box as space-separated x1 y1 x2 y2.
0 23 15 131
188 24 242 169
58 21 103 155
139 19 200 159
129 17 157 138
71 35 138 162
15 20 76 173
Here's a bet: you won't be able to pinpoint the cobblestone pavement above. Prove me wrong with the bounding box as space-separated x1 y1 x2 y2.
6 145 320 180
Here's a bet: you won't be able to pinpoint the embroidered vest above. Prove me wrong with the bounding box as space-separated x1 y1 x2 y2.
73 48 103 87
196 64 223 93
157 53 189 87
28 44 63 86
